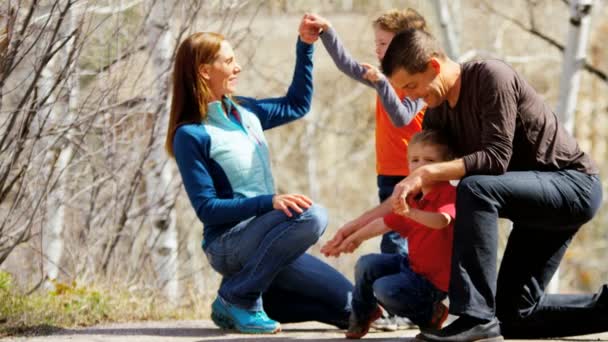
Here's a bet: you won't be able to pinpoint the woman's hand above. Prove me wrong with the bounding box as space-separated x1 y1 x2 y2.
272 193 313 217
298 13 331 44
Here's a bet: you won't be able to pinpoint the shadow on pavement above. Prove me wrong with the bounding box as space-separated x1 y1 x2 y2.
53 327 225 337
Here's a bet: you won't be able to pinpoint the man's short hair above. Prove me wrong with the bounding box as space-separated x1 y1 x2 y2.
381 28 445 76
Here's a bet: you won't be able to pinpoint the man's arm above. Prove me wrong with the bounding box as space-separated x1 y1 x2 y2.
392 159 465 214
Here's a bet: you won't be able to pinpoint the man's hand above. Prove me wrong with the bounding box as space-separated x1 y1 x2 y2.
391 174 423 215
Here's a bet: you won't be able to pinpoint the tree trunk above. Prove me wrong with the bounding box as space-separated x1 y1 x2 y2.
556 0 594 133
433 0 460 59
145 0 179 301
550 0 594 293
42 7 78 287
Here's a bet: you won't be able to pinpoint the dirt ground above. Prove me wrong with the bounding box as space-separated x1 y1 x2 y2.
2 320 608 342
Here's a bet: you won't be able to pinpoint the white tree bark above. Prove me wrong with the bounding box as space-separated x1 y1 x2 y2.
550 0 595 294
433 0 460 59
556 0 594 133
41 6 78 287
145 0 179 301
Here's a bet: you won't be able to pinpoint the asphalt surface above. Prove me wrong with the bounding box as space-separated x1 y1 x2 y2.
2 320 608 342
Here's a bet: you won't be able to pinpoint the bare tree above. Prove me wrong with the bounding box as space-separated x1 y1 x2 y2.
557 0 595 132
143 0 180 301
433 0 460 59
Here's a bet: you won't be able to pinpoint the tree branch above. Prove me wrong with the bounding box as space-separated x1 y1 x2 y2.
480 0 606 82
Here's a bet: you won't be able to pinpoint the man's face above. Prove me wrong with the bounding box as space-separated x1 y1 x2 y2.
389 62 444 108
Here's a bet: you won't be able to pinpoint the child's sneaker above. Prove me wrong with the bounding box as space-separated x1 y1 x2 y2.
345 306 383 339
211 296 281 334
370 314 397 331
393 315 417 330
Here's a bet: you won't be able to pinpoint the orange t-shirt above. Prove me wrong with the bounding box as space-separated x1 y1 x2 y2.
375 89 425 176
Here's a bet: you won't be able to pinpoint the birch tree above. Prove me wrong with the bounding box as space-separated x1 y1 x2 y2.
41 4 81 287
144 0 179 301
0 0 78 266
557 0 594 133
433 0 460 59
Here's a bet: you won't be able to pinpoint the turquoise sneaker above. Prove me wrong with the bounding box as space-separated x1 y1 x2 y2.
211 296 281 334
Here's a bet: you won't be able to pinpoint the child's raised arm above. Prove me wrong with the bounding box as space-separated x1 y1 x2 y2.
303 14 425 127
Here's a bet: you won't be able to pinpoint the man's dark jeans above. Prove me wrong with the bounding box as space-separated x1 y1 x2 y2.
451 169 607 337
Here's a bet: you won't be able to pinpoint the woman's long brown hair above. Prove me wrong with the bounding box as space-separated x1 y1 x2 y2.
165 32 224 157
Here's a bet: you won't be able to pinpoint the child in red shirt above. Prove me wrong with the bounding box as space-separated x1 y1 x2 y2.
322 130 456 339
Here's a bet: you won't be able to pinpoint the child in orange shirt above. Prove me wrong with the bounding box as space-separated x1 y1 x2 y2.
301 10 427 258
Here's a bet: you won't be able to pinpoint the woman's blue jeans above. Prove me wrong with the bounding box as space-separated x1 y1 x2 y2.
451 170 607 337
204 204 353 328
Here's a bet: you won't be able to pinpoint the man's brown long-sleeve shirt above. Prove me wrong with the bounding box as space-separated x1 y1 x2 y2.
423 60 597 175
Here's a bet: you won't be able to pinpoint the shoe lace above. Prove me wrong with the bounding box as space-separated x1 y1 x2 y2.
253 310 271 322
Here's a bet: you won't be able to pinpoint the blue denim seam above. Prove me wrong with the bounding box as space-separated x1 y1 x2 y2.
232 215 311 310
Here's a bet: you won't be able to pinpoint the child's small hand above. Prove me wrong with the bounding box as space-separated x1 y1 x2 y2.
341 239 362 254
391 194 410 215
320 240 337 256
321 227 349 257
299 13 331 44
335 231 364 254
361 63 383 83
394 205 410 217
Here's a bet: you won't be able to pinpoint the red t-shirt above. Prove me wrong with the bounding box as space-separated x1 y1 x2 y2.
383 182 456 292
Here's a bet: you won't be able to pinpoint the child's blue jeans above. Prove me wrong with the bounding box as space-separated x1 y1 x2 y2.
352 252 446 326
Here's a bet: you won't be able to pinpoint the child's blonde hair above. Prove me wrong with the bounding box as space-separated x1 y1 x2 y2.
373 8 427 34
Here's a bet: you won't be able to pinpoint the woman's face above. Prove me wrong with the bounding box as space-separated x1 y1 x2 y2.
374 27 396 62
202 40 241 100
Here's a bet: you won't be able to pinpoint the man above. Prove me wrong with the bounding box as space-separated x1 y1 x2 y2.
381 28 608 342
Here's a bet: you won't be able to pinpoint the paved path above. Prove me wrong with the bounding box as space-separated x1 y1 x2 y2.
2 320 607 341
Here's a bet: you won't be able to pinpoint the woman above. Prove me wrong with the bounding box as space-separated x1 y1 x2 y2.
165 30 352 334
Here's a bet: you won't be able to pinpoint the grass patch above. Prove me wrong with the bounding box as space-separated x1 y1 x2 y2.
0 271 212 337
